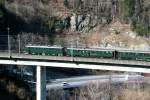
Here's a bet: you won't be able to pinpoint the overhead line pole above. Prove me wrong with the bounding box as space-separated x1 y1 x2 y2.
18 34 21 54
7 27 11 56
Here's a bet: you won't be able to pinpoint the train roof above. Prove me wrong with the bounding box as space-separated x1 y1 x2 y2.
67 47 115 51
25 45 63 49
68 47 150 53
118 49 150 53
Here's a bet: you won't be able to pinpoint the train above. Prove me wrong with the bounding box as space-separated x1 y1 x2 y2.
24 45 150 62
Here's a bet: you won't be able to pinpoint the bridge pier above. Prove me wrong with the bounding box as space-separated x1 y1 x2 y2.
36 66 46 100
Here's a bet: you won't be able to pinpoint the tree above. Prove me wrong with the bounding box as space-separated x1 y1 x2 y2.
64 0 69 8
76 80 112 100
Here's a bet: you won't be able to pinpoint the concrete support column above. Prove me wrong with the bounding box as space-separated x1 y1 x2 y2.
36 66 46 100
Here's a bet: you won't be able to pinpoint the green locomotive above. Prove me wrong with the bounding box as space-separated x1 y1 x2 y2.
24 45 150 62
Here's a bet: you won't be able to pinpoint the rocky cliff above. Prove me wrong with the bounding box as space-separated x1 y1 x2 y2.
0 0 150 50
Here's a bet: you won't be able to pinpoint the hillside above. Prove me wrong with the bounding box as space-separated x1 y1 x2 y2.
0 0 149 50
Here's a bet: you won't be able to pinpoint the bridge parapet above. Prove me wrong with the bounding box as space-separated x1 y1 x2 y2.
0 52 149 67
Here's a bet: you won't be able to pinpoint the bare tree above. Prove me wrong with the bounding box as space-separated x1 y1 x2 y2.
75 80 112 100
47 89 64 100
74 76 150 100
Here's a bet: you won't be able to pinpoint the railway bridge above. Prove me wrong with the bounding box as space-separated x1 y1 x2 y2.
0 52 150 100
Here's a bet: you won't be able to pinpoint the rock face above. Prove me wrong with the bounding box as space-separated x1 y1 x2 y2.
3 0 149 34
1 0 150 50
70 13 91 32
102 31 150 50
70 14 76 32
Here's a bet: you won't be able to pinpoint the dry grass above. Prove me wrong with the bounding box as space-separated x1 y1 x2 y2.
74 80 150 100
113 88 150 100
84 32 102 47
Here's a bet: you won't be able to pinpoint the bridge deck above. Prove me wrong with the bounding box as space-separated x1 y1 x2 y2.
0 52 149 67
